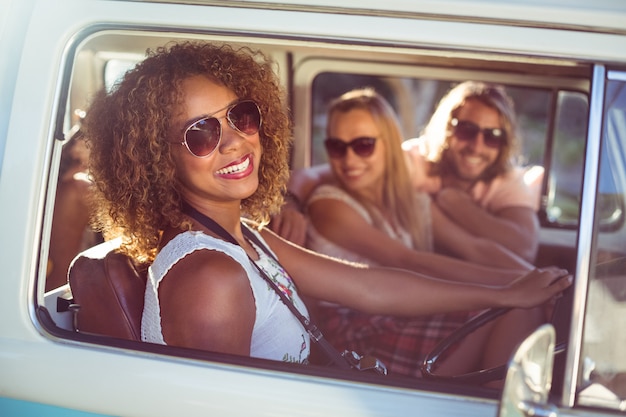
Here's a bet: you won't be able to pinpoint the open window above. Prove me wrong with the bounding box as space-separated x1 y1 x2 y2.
37 26 619 405
307 70 598 232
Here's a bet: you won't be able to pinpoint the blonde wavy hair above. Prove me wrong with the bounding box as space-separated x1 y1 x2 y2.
326 87 430 250
83 41 291 263
421 81 521 182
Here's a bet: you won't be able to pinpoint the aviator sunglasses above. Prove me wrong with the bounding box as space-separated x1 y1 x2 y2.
175 100 262 158
450 118 506 149
324 136 377 159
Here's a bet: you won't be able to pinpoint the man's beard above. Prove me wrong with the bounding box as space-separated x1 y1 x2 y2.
441 148 499 184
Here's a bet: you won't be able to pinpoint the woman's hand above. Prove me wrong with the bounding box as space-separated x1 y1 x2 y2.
502 267 572 309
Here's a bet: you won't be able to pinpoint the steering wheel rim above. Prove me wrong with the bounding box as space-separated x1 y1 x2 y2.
421 307 568 385
421 307 510 385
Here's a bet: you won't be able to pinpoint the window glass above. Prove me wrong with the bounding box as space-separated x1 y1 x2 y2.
310 72 601 232
545 91 589 225
578 75 626 411
104 59 139 92
311 72 551 169
45 30 614 405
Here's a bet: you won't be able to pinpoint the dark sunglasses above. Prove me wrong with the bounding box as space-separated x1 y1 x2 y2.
450 118 506 149
175 100 262 158
324 136 377 159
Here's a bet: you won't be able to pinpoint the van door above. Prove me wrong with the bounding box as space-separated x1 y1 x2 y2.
572 67 626 413
500 66 626 417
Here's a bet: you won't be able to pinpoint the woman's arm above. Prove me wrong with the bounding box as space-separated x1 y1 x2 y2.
308 196 526 285
261 227 572 316
158 249 255 355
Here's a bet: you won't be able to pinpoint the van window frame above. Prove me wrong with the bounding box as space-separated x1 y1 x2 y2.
37 26 625 411
39 26 510 401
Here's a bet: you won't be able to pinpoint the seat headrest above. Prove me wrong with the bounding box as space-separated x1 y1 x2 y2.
68 238 147 341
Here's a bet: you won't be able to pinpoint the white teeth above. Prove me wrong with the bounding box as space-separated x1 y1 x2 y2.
343 167 363 177
217 156 250 175
464 156 483 166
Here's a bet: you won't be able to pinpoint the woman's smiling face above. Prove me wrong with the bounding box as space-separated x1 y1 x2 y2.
327 108 386 201
170 75 262 207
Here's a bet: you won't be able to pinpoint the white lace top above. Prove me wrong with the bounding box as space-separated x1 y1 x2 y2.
141 227 310 364
306 184 432 265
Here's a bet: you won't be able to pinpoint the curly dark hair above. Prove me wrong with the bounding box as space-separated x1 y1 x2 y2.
83 41 292 262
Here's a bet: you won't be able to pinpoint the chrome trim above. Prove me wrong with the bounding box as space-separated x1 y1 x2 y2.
31 26 88 334
608 70 626 82
561 65 606 407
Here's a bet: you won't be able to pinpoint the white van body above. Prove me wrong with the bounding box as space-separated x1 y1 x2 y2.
1 1 625 416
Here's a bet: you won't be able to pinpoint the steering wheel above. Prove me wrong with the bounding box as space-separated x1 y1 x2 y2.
421 308 510 385
421 307 567 385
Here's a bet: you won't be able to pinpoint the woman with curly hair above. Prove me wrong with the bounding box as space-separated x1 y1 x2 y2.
83 41 570 371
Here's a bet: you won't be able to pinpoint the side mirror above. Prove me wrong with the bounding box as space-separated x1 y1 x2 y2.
498 324 557 417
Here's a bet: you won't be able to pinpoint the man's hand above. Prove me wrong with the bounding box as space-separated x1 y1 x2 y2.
269 201 308 247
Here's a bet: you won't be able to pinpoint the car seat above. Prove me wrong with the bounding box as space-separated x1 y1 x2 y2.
68 238 147 341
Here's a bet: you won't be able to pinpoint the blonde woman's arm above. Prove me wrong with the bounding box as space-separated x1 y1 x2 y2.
308 195 527 286
261 227 572 316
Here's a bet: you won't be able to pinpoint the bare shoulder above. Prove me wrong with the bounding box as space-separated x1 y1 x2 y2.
158 248 256 352
308 192 371 238
159 248 252 303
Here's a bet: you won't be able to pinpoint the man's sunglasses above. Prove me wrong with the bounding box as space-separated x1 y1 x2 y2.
175 100 262 158
324 136 377 159
450 118 506 149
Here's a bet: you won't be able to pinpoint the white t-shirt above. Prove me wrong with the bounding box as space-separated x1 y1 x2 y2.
306 184 432 264
141 228 310 364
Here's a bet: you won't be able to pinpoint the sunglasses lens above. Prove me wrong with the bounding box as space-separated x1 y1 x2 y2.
182 101 261 158
453 120 504 148
351 137 376 157
185 117 221 157
324 138 347 158
483 128 505 148
454 121 480 142
325 137 377 159
229 101 261 135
